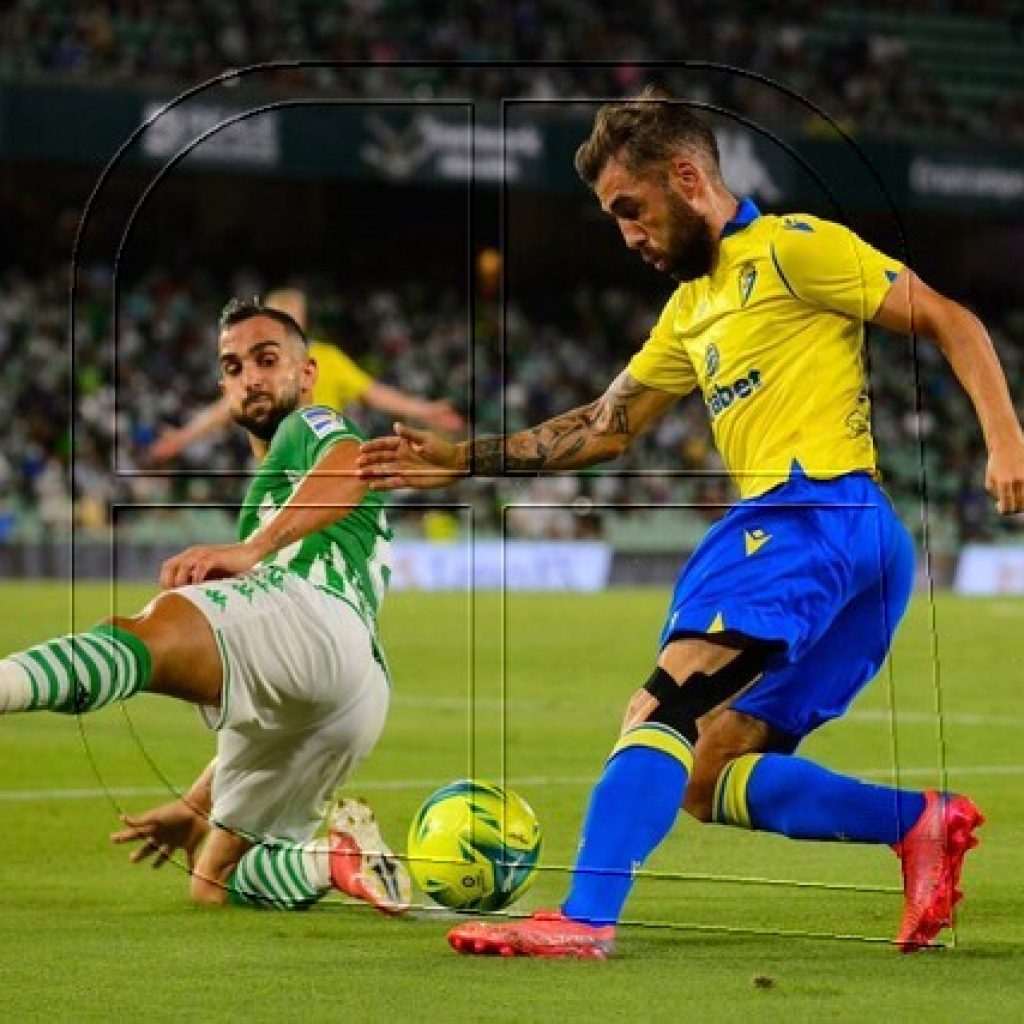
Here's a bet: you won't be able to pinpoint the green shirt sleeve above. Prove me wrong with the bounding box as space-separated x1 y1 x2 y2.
279 405 364 467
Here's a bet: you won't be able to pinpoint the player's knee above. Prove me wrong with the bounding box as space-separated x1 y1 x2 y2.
101 613 144 637
641 648 768 745
190 872 230 906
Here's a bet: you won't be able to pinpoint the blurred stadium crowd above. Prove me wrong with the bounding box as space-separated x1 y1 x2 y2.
2 0 1023 143
2 1 1022 569
0 264 1020 562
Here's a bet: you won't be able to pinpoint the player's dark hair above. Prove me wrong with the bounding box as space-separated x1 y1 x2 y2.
575 85 721 187
218 297 308 346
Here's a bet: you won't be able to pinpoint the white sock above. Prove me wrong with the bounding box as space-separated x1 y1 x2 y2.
0 658 35 713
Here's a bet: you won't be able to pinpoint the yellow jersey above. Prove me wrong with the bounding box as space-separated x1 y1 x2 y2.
628 200 903 499
309 339 374 410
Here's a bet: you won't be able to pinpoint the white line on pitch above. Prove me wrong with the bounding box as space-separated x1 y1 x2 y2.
391 696 1022 728
847 709 1023 728
2 764 1024 803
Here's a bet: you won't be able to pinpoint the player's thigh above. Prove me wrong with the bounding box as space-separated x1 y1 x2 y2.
729 541 915 743
659 502 850 669
112 592 222 705
191 826 253 905
210 653 390 843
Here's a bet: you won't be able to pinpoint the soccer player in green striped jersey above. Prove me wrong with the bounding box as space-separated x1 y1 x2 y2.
0 299 410 915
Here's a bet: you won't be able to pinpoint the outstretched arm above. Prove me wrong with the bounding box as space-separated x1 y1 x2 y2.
364 381 465 434
146 396 233 462
159 439 368 587
357 370 677 489
873 270 1024 513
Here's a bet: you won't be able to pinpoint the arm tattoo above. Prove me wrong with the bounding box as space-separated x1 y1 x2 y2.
467 373 656 474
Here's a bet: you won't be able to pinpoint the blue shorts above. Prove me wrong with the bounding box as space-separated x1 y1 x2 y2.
660 468 915 743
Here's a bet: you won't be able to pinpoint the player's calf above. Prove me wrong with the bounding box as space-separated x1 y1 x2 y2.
683 710 771 822
0 593 221 715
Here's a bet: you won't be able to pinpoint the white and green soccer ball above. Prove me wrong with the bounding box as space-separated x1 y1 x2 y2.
407 780 542 912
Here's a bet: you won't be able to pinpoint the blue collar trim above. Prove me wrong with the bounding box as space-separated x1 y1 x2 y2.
721 197 761 238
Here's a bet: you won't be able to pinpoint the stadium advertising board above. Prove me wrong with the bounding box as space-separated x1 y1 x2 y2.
954 544 1024 595
4 82 1024 212
140 101 280 167
388 540 612 591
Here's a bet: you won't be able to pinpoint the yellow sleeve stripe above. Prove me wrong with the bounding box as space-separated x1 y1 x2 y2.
712 753 763 829
608 723 693 774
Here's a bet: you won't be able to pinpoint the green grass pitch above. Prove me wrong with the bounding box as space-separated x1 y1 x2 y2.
1 583 1022 1021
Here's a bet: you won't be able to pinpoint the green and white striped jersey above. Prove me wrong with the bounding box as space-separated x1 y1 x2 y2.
237 405 392 628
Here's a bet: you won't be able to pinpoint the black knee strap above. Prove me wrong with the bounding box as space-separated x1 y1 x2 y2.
643 647 766 743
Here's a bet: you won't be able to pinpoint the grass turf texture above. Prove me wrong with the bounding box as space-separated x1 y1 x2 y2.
1 582 1021 1022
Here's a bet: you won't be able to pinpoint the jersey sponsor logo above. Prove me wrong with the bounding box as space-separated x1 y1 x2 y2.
300 406 346 439
705 342 721 379
782 217 814 233
738 261 758 306
744 528 771 556
705 368 763 419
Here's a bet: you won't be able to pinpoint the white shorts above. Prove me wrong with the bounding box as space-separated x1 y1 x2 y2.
177 568 389 843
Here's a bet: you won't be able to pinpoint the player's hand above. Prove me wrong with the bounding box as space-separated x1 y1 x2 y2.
110 799 209 871
418 400 465 435
160 541 262 590
145 427 188 464
985 436 1024 514
357 422 466 491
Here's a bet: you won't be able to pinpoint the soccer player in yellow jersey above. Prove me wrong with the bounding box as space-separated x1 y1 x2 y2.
360 88 1024 957
147 287 462 462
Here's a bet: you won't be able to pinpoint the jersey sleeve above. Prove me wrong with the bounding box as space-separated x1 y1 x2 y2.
270 407 363 469
626 289 699 396
769 216 904 321
310 340 373 410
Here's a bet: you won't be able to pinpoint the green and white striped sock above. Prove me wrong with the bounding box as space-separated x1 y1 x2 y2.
227 840 331 911
0 626 152 714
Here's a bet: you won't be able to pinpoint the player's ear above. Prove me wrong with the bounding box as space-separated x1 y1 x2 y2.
668 156 700 197
303 354 318 391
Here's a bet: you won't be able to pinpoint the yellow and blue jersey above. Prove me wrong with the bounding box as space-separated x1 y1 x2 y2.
642 201 916 745
309 339 374 411
628 199 904 499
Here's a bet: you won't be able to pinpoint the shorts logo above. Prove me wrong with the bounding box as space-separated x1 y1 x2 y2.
705 342 720 379
708 612 726 633
744 528 771 556
738 261 758 306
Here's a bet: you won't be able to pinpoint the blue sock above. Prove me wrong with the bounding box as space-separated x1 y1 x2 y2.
561 724 690 927
714 753 926 844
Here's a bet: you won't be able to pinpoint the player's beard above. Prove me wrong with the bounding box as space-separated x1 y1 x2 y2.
660 190 715 282
232 385 300 442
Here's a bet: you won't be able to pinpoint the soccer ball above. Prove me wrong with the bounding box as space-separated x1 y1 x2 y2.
407 780 542 912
